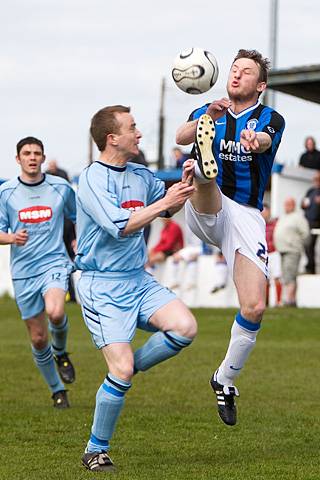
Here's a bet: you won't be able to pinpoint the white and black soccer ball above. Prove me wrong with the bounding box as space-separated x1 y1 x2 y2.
172 47 219 94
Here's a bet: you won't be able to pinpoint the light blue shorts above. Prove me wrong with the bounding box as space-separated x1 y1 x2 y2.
77 269 176 348
13 264 72 320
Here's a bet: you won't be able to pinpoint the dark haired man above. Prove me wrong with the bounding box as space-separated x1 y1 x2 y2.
177 49 285 426
76 105 197 471
299 136 320 170
0 137 76 408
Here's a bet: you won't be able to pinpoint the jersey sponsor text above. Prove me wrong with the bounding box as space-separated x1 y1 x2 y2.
18 206 53 223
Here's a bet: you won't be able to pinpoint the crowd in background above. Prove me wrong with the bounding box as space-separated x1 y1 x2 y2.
154 135 320 307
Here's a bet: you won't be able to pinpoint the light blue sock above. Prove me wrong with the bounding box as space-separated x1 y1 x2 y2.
49 315 68 357
86 374 132 453
31 344 65 393
134 331 193 373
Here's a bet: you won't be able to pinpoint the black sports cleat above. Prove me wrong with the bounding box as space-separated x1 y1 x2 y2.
52 390 70 409
210 371 239 426
54 352 75 384
195 113 218 179
82 451 114 472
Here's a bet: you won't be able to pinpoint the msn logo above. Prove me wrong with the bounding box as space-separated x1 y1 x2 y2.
220 139 248 154
19 206 52 223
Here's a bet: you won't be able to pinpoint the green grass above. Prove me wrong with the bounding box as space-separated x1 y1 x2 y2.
1 297 320 479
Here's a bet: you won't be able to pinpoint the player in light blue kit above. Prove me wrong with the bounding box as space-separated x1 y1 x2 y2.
76 105 197 472
0 137 76 408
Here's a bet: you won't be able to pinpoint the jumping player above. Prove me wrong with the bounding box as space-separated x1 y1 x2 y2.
76 105 197 472
0 137 76 408
176 50 285 426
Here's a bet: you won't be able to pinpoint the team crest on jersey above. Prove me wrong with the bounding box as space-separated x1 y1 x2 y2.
18 206 52 223
246 118 258 130
121 200 145 212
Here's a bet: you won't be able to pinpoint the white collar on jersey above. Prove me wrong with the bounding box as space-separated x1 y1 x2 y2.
228 100 261 119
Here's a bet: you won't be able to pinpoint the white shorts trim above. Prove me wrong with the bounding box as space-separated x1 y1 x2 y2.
185 193 268 278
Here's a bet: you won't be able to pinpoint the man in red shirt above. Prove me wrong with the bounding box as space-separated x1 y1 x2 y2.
148 218 184 267
262 203 282 306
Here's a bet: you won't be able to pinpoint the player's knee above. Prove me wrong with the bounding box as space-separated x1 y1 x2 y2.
241 300 265 323
47 306 65 324
175 314 198 340
110 361 134 382
31 331 48 350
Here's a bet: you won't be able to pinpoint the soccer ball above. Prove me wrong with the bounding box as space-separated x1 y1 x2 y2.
172 47 219 95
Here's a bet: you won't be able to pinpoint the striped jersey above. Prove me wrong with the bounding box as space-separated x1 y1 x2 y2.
75 161 165 273
189 101 285 210
0 174 76 279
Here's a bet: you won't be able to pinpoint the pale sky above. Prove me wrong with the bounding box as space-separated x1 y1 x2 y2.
1 0 320 179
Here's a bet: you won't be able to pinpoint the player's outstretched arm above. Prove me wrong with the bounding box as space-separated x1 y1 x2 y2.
240 130 271 153
176 98 230 145
122 182 195 235
176 119 198 145
0 229 28 246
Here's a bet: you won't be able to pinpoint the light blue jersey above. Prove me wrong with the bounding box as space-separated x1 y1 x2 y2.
0 174 76 279
75 161 165 273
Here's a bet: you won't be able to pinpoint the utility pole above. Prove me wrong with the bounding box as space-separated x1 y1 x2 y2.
269 0 278 108
157 77 165 170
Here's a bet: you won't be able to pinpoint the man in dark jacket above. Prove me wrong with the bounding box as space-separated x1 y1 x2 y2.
301 171 320 273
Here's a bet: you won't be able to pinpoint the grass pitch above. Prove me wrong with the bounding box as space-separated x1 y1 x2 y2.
1 296 319 480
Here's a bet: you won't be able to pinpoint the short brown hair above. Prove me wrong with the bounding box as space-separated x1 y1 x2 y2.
233 49 270 83
90 105 130 152
16 136 44 155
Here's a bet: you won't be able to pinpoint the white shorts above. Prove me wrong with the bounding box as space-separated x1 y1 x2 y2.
268 251 282 279
185 192 268 278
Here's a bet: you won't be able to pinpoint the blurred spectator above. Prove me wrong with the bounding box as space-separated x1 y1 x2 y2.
299 136 320 170
172 147 190 168
211 251 228 294
261 203 282 306
301 170 320 274
129 148 148 166
46 159 70 181
46 160 76 301
169 224 202 289
172 225 202 263
274 197 309 306
147 218 183 268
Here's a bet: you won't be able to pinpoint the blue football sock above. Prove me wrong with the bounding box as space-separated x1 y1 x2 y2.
134 331 193 373
49 315 68 356
31 344 65 393
86 374 131 453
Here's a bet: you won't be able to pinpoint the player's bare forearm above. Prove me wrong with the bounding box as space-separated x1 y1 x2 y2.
255 132 272 152
122 183 195 235
176 120 197 145
240 130 271 153
0 229 28 246
122 201 171 235
0 232 14 245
